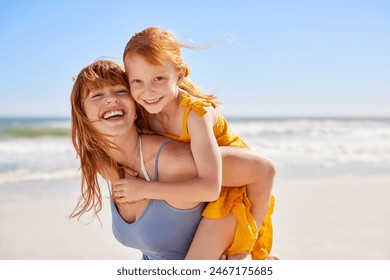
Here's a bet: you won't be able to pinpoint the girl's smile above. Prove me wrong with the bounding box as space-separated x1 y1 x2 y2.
125 54 183 114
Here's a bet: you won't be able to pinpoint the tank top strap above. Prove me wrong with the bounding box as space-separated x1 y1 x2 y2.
153 139 173 181
139 136 151 181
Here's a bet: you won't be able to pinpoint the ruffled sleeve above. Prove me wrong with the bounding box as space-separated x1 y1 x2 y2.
180 93 215 117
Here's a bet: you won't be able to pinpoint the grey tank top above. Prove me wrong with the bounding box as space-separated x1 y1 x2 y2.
111 138 206 260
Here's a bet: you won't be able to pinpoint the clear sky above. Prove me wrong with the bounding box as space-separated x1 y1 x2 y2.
1 0 389 117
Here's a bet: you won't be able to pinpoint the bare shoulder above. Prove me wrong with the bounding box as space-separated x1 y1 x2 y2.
157 140 198 182
140 134 197 181
163 140 192 158
160 140 194 167
141 134 192 159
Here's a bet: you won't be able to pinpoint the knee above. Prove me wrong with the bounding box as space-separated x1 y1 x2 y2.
256 156 276 181
265 158 276 179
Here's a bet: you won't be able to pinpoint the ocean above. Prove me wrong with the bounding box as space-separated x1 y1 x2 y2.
0 116 389 185
0 117 77 184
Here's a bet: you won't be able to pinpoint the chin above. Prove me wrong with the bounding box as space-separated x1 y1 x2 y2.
144 106 162 115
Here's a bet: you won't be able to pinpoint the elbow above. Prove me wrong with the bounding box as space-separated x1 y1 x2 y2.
206 179 222 202
210 185 221 201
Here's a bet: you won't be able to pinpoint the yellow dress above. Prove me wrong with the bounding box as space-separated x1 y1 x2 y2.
162 93 275 259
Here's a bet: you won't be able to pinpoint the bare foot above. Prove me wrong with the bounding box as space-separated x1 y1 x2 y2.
265 254 280 260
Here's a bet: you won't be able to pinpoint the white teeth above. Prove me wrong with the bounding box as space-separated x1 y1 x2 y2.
144 98 161 104
103 110 124 120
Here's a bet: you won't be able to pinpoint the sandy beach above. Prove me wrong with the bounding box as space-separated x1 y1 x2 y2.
1 175 389 260
0 179 141 260
272 175 390 259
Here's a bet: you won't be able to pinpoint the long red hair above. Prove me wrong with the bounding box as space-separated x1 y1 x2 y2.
69 60 149 219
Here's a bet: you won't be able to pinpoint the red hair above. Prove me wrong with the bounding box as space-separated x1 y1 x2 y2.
123 27 216 102
69 60 149 219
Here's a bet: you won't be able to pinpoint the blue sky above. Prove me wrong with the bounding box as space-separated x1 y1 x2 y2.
1 0 389 117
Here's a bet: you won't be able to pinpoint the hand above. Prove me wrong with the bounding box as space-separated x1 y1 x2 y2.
220 252 250 260
112 177 146 204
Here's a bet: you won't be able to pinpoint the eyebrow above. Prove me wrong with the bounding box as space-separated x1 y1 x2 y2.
129 69 169 79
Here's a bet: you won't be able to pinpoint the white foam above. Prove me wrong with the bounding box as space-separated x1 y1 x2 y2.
1 118 389 183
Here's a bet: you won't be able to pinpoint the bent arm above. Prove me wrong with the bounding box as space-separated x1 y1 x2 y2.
131 109 222 203
136 141 275 203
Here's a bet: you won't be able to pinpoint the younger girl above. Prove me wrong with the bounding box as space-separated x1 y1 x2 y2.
118 27 275 259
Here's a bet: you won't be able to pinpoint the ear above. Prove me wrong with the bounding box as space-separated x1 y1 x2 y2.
177 68 185 85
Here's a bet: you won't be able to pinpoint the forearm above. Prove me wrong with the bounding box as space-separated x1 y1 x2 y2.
141 177 221 202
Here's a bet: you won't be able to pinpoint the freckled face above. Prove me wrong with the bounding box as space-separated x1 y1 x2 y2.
125 54 183 114
83 84 136 135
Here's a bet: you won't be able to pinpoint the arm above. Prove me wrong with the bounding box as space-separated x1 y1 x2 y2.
114 107 222 203
184 107 222 199
114 139 275 212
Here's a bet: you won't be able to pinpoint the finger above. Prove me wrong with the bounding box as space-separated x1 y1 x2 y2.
122 201 134 205
114 179 126 185
115 196 126 203
111 192 125 201
219 254 227 260
120 197 145 204
113 190 125 198
112 183 125 191
116 197 138 204
124 167 138 177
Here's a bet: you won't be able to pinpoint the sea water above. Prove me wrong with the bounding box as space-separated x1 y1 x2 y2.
0 117 78 184
229 117 390 179
0 116 389 184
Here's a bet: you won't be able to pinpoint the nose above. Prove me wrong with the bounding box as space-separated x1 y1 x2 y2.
105 95 119 104
143 83 156 97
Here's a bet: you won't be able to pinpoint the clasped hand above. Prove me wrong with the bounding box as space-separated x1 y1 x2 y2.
112 167 145 204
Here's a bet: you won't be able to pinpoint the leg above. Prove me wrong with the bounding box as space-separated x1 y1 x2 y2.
219 147 275 227
246 155 275 227
185 212 237 260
